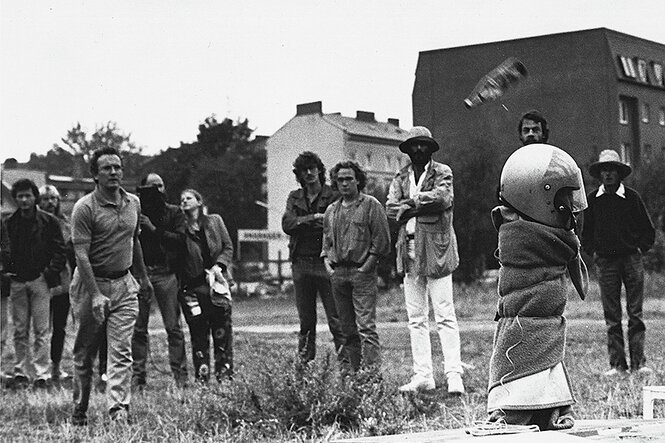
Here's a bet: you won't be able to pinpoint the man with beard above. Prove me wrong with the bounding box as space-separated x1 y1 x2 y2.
518 110 549 146
386 127 464 394
132 173 188 388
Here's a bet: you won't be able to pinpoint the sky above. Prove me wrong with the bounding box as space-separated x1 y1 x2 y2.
2 0 665 163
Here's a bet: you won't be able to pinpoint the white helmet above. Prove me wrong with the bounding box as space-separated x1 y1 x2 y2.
499 144 587 229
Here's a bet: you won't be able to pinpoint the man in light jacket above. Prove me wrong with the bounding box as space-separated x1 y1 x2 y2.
386 126 464 394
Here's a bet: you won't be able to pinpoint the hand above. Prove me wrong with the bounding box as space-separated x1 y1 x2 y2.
140 215 156 233
92 293 110 324
323 258 335 276
139 276 154 301
395 203 411 221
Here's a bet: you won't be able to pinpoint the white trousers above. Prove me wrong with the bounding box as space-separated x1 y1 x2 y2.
403 273 462 379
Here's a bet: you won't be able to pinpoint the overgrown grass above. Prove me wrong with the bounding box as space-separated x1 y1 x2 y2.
2 274 665 441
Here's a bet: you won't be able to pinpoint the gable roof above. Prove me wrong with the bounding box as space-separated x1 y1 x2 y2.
322 113 408 143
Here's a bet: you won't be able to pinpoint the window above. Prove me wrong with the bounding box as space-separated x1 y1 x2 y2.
659 107 665 126
619 99 629 124
641 103 650 123
619 56 637 78
366 152 372 168
652 62 664 86
637 59 649 83
620 143 632 165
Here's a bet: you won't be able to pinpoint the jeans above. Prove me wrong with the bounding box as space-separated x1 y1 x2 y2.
180 283 233 381
596 253 646 370
10 275 51 380
403 272 462 379
132 272 187 383
50 292 70 370
292 259 343 361
330 266 380 372
71 270 139 416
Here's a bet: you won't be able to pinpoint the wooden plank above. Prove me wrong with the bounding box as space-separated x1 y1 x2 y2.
333 419 665 442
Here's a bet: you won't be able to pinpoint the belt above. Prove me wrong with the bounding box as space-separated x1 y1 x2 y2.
333 261 363 268
94 268 130 279
406 234 415 240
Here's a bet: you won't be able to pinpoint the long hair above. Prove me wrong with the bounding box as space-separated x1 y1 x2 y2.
292 151 326 187
329 160 367 192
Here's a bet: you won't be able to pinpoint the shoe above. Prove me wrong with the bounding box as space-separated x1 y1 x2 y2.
71 413 88 426
399 375 436 392
109 406 130 424
33 378 50 389
447 372 465 395
13 374 30 389
604 367 627 376
633 366 654 375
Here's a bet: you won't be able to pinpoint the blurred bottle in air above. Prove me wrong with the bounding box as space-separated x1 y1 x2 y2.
464 57 528 108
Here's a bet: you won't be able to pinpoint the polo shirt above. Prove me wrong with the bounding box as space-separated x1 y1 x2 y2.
71 187 140 276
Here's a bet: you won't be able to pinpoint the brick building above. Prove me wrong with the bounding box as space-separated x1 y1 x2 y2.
413 27 665 178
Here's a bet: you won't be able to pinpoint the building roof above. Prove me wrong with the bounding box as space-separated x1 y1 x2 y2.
322 113 408 143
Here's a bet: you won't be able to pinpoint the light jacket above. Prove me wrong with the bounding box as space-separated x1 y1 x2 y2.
386 161 458 278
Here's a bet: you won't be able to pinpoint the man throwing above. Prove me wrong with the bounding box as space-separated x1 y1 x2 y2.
386 126 464 394
70 147 153 425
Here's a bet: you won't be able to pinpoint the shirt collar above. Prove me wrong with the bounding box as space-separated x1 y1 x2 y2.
94 187 129 206
596 183 626 199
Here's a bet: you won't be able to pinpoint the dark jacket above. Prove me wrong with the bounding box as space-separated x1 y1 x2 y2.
140 202 186 273
581 185 655 257
1 208 66 285
282 185 338 260
181 213 234 284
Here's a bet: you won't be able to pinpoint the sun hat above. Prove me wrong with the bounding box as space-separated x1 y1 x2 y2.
589 149 632 179
399 126 440 153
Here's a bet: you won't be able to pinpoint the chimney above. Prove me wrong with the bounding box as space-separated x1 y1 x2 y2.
296 101 323 116
387 118 400 127
356 110 375 122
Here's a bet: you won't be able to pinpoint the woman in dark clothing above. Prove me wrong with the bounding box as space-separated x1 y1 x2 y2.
179 189 234 382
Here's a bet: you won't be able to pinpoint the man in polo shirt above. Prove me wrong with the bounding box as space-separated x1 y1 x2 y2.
321 161 390 374
70 147 153 425
581 149 655 376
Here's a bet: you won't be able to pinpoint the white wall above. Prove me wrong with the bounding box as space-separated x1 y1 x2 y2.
266 114 345 264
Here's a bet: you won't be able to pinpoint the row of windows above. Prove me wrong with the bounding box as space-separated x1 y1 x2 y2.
619 55 664 87
619 99 665 126
348 150 409 172
619 143 665 165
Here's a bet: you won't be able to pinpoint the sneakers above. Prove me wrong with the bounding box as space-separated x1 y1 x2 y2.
633 366 654 375
399 375 436 392
604 367 627 376
447 372 465 395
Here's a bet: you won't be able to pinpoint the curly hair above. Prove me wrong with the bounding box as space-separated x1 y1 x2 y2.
292 151 326 186
329 160 367 192
11 178 39 200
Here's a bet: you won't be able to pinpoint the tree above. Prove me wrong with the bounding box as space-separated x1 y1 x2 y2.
448 137 503 282
25 122 147 177
140 116 266 251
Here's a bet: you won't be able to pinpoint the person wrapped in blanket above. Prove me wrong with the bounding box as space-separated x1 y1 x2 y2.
487 144 589 430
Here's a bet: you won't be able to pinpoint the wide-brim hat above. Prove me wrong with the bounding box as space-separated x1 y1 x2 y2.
399 126 440 153
589 149 632 179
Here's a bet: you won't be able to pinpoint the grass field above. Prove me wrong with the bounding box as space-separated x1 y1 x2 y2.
1 275 665 442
